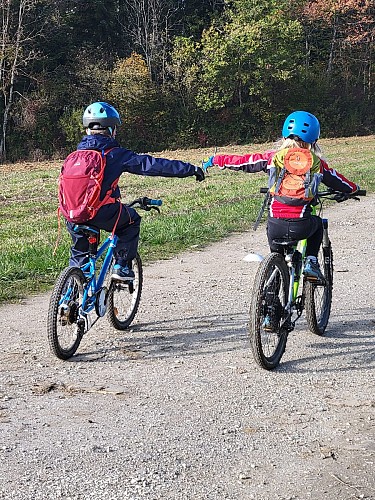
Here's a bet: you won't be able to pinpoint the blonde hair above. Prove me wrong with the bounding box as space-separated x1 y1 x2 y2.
274 137 323 159
86 128 112 137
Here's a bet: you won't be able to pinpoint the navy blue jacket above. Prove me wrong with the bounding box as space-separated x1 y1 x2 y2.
77 135 197 201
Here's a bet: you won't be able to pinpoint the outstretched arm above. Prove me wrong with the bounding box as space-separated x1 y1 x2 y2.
113 148 198 178
205 150 274 173
320 160 360 193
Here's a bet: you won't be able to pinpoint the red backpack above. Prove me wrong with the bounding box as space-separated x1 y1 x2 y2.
58 148 118 223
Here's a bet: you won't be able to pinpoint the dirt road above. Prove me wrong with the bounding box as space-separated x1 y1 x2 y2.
0 196 374 500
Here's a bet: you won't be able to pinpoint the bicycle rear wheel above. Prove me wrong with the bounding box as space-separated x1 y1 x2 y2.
305 242 333 335
107 253 143 330
47 267 85 360
249 253 290 370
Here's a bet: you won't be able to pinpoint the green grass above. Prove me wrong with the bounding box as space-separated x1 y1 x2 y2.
0 136 374 303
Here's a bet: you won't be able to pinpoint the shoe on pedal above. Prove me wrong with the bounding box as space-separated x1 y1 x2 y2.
303 258 325 283
111 264 135 282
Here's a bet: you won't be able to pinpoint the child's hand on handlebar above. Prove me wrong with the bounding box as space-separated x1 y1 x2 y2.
333 192 349 203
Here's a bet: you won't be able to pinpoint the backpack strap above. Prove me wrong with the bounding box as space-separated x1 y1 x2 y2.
93 147 120 208
101 147 124 239
274 167 286 195
303 170 311 198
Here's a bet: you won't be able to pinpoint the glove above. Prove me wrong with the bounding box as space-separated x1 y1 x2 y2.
202 156 214 172
334 192 349 203
194 166 205 182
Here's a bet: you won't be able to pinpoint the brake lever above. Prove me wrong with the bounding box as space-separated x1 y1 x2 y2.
143 205 160 213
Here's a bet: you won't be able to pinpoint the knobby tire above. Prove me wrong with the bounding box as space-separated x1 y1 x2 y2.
305 243 333 335
47 266 85 360
249 253 290 370
107 253 143 330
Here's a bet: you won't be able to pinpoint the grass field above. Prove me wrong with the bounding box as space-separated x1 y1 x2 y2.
0 136 374 303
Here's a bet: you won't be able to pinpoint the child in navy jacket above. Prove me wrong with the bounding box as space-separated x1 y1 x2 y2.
65 102 204 281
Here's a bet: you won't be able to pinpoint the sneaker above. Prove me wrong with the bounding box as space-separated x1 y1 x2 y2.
111 264 135 282
303 259 325 283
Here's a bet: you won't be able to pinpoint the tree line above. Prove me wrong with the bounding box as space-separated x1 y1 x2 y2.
1 0 374 161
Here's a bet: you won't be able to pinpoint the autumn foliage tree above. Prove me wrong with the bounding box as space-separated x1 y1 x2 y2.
0 0 374 160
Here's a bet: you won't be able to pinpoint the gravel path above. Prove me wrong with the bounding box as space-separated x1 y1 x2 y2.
0 195 374 500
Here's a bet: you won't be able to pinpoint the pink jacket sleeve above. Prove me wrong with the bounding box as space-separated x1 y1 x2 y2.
213 150 275 173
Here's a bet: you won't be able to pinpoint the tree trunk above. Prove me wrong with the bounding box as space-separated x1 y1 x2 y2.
327 14 338 74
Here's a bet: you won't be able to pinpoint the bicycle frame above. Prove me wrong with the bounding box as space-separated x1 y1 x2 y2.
57 233 117 322
60 196 161 319
81 235 118 313
279 203 329 305
79 234 118 315
286 239 307 304
269 203 330 330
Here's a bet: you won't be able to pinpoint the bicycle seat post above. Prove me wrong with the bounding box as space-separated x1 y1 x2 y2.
87 234 98 257
73 225 99 258
286 249 303 281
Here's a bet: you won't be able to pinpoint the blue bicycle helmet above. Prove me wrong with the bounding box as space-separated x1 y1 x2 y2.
82 102 121 133
282 111 320 143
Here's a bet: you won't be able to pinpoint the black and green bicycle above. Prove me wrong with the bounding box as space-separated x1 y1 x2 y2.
249 188 366 370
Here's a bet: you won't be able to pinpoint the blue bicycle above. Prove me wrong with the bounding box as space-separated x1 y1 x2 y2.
47 197 162 360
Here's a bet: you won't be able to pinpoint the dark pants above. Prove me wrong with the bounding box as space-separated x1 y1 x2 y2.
267 216 323 257
66 202 141 267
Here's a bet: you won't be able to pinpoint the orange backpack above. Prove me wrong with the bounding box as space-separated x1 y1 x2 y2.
273 148 314 201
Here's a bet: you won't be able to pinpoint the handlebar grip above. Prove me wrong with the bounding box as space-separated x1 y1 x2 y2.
148 198 162 206
355 189 366 196
260 188 269 194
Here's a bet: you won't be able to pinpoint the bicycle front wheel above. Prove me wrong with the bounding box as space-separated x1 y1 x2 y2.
305 242 333 335
47 266 85 360
249 253 290 370
107 253 143 330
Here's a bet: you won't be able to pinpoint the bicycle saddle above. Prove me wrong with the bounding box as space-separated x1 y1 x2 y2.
73 225 100 238
272 238 299 247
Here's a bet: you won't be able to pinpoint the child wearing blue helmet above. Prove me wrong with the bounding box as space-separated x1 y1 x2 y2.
203 111 360 284
63 102 204 282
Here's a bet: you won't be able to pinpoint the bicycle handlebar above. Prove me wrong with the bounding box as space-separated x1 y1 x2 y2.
127 197 163 210
354 189 367 197
259 187 366 199
316 188 366 199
